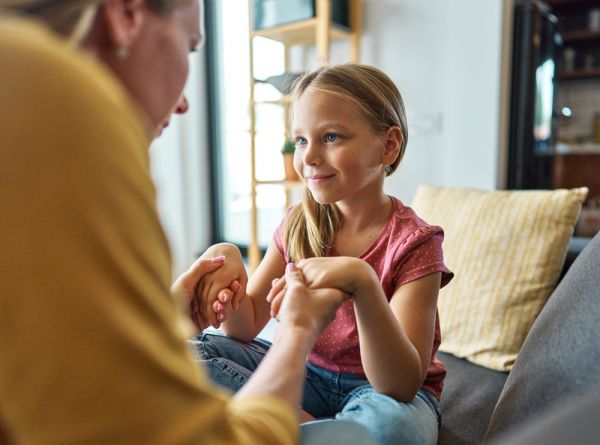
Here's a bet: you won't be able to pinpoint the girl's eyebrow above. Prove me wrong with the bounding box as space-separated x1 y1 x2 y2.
312 122 353 132
321 121 348 127
292 122 352 135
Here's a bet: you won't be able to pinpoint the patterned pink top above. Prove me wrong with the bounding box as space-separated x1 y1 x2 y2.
274 196 453 400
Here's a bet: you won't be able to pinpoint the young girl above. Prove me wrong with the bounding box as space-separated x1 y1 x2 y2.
192 64 453 445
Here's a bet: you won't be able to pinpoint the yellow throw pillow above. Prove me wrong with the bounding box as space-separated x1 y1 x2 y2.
412 186 588 371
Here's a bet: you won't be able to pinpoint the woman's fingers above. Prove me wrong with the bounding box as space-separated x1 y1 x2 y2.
171 256 224 300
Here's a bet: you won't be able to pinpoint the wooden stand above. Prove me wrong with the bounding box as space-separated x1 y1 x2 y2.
246 0 363 271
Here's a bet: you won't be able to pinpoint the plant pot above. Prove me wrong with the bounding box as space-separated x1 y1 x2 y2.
282 153 299 181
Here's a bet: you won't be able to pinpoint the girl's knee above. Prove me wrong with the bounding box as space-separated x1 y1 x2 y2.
338 391 438 445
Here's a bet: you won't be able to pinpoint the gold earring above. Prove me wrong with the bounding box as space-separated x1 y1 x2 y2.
115 45 129 60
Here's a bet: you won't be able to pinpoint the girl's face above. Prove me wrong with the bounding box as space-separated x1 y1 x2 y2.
292 89 391 205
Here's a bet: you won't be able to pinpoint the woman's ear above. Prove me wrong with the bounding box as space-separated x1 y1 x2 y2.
101 0 146 50
382 125 403 166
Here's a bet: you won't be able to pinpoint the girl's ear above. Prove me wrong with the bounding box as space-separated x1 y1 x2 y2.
382 125 403 166
101 0 146 50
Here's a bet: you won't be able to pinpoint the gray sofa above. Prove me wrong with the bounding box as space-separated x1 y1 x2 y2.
437 232 600 444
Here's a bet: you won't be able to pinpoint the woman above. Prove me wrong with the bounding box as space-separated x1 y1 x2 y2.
0 1 374 443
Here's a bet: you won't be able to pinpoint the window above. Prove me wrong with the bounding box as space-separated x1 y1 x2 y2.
205 0 290 250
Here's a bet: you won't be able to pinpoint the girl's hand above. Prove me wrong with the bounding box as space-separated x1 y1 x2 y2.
209 281 241 325
273 263 349 337
267 257 376 317
266 276 287 318
297 257 374 297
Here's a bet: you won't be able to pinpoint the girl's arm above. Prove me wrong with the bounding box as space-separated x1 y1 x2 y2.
221 240 287 342
237 264 348 409
283 257 440 402
352 264 441 402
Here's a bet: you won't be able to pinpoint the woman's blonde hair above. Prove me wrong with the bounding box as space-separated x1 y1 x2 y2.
2 0 187 46
282 63 408 262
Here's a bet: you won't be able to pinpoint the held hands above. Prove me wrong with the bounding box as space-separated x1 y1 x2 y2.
267 257 371 318
195 243 248 328
171 243 248 331
272 263 349 340
170 256 228 331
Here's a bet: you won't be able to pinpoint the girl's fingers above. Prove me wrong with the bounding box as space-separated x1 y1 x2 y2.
229 280 245 311
230 280 241 292
266 287 274 303
218 289 233 304
212 300 228 324
270 288 286 318
267 275 286 303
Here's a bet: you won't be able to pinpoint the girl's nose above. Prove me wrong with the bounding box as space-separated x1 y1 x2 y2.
303 141 321 165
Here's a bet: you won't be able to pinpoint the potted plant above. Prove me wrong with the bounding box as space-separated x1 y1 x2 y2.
281 139 299 182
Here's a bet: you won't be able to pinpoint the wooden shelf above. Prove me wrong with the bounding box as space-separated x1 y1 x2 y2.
252 18 351 46
558 68 600 80
545 0 600 10
251 96 292 106
562 29 600 44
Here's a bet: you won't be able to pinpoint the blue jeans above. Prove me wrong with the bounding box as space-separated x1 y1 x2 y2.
190 332 441 445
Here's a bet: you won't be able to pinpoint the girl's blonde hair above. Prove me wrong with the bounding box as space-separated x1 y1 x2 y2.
282 63 408 262
2 0 188 46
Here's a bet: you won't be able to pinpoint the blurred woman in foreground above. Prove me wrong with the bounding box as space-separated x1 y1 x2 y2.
0 1 373 443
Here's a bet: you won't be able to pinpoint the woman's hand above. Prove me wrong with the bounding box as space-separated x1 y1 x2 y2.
171 256 227 331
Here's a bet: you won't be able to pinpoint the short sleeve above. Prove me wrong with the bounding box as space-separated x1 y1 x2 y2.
273 217 287 260
273 205 298 263
393 227 454 290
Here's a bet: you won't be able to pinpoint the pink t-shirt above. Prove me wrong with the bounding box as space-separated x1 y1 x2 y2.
274 196 453 400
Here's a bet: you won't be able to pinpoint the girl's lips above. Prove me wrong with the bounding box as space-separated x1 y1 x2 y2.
307 174 335 184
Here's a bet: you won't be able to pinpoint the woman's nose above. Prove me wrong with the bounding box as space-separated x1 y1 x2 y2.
174 95 189 115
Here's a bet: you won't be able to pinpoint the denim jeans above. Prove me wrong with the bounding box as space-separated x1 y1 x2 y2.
190 332 441 445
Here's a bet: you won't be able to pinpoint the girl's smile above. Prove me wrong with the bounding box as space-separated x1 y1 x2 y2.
306 174 336 185
292 89 389 205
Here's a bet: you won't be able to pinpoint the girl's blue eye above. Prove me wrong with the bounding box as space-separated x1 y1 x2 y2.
326 134 338 142
295 137 307 147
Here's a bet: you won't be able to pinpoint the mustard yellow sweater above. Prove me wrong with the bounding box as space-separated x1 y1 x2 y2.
0 15 296 445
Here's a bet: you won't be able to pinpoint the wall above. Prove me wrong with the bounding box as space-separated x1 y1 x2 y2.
361 0 506 203
151 0 509 274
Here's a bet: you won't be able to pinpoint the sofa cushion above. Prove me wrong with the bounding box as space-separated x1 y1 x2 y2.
485 231 600 440
412 186 587 371
437 351 508 445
